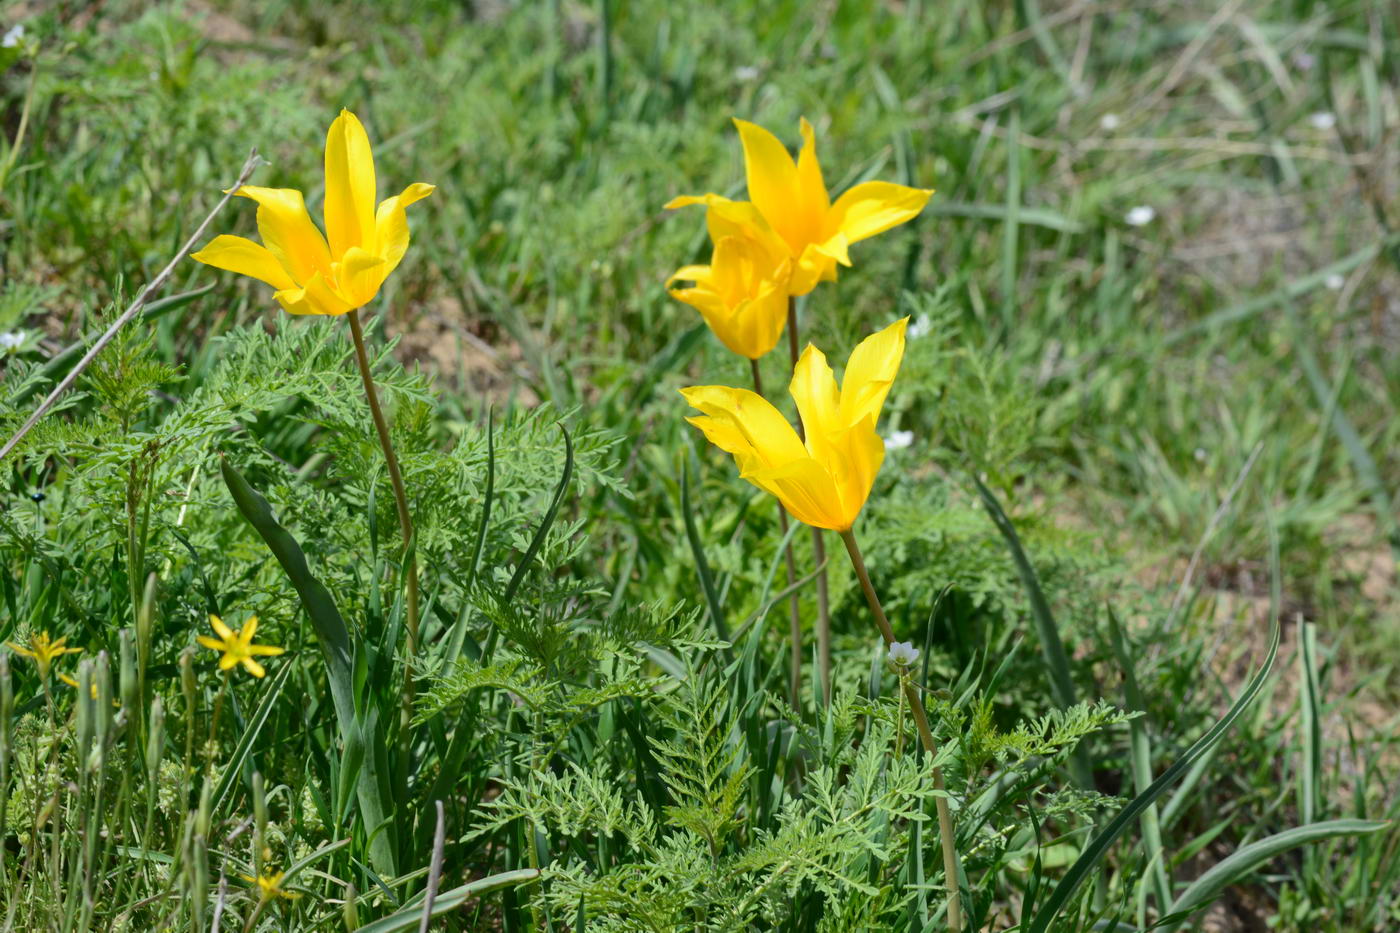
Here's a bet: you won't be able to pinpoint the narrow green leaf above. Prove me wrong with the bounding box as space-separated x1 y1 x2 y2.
220 455 397 876
502 423 572 604
1164 820 1388 926
973 474 1093 789
211 661 292 816
1023 621 1281 933
352 869 539 933
680 459 731 645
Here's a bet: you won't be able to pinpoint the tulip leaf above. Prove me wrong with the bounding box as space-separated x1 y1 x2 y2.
219 455 398 876
973 473 1094 790
353 868 540 933
1022 620 1280 933
680 459 731 647
1162 819 1389 929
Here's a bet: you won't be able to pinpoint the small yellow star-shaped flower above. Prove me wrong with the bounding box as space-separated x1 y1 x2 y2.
4 631 81 680
240 870 301 901
196 615 285 678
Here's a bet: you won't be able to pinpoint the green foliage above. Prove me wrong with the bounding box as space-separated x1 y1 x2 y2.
2 0 1398 930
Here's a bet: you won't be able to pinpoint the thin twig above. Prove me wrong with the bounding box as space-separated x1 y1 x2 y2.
0 148 261 462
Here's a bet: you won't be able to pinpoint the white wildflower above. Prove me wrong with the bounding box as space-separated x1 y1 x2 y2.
887 641 920 667
1125 205 1156 227
1099 113 1120 131
884 430 914 451
1324 273 1344 291
907 316 932 339
0 331 25 351
1308 111 1336 131
2 25 24 49
734 65 760 82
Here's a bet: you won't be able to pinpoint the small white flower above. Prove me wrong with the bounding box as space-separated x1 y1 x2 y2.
884 430 914 451
887 641 920 667
907 316 932 339
1099 113 1121 131
1124 205 1156 227
1308 111 1336 131
1324 273 1345 291
0 331 25 351
734 65 760 82
1194 447 1207 463
1291 51 1316 72
2 24 24 48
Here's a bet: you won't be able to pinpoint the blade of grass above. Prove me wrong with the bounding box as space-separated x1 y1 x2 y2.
502 424 573 605
1022 620 1280 933
973 474 1093 790
680 459 731 646
1106 609 1172 919
1162 820 1389 928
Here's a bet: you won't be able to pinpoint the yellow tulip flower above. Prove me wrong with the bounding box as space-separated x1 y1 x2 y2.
197 615 285 679
667 230 792 360
667 118 931 296
5 631 81 681
681 317 907 531
192 109 434 316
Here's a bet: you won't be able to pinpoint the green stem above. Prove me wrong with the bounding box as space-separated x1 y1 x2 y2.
751 359 803 705
840 528 963 933
785 298 831 705
346 309 420 714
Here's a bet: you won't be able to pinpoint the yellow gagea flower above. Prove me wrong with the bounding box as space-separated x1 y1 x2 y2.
192 109 434 316
667 230 792 360
5 631 81 680
681 317 907 531
197 615 285 678
667 119 931 296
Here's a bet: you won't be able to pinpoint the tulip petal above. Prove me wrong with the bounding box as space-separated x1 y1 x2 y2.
324 109 377 257
827 415 885 525
241 658 267 678
680 385 807 469
196 636 226 652
664 193 728 211
334 247 387 308
666 264 713 288
734 118 814 252
219 654 239 671
247 644 286 657
790 344 841 454
826 181 932 245
839 318 909 429
191 235 297 291
273 271 355 316
373 182 435 280
796 117 831 220
234 186 333 283
746 457 847 530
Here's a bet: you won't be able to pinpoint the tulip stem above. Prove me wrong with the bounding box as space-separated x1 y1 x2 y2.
751 359 804 705
839 528 963 933
346 309 421 691
786 298 832 706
